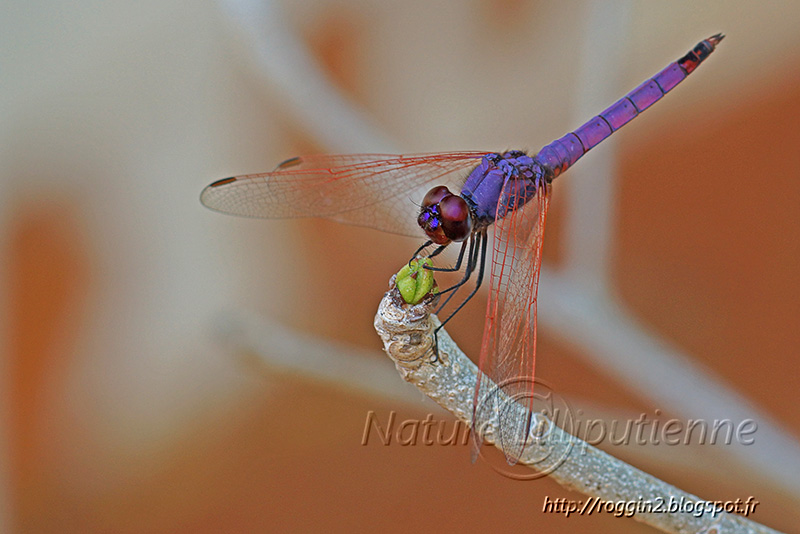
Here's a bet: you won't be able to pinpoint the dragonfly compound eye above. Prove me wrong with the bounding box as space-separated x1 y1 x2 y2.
418 186 472 244
439 195 472 242
421 185 452 208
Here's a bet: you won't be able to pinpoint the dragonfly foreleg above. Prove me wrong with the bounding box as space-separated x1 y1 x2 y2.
408 240 434 267
426 237 470 274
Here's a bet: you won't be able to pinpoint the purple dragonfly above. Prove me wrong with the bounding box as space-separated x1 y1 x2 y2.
202 34 723 462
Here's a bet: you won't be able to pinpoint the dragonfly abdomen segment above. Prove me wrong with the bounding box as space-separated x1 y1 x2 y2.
534 33 724 179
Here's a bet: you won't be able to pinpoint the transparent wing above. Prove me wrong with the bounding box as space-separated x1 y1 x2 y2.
201 152 489 237
472 179 551 464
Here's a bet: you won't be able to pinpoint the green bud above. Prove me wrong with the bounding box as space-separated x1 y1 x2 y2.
396 258 436 304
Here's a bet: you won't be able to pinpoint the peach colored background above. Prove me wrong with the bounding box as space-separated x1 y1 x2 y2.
3 1 799 532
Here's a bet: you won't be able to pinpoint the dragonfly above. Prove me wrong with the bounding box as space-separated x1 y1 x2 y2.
202 34 723 463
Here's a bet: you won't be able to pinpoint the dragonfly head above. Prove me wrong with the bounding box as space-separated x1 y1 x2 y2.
417 186 472 245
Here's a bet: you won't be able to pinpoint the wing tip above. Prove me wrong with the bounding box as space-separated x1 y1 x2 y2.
200 177 237 210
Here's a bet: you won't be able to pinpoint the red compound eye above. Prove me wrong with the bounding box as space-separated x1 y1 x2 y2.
422 185 452 208
418 186 472 244
438 195 472 242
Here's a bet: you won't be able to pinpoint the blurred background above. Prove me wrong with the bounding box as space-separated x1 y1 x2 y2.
2 0 799 532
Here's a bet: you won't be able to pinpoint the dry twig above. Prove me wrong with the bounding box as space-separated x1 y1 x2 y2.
374 277 781 534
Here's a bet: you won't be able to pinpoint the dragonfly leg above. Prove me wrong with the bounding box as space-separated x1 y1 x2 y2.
435 229 487 331
426 237 469 274
408 240 433 266
430 230 488 362
434 236 478 313
426 244 449 260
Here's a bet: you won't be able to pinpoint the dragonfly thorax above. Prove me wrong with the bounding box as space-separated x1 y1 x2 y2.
417 186 473 245
461 151 543 223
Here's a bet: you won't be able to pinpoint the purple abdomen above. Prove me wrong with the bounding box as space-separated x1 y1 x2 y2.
458 35 722 225
535 34 724 178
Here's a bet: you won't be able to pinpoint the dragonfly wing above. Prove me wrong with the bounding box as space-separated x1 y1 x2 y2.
472 179 551 464
201 152 488 237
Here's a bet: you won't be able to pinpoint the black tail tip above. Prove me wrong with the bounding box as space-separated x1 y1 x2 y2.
707 33 725 47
